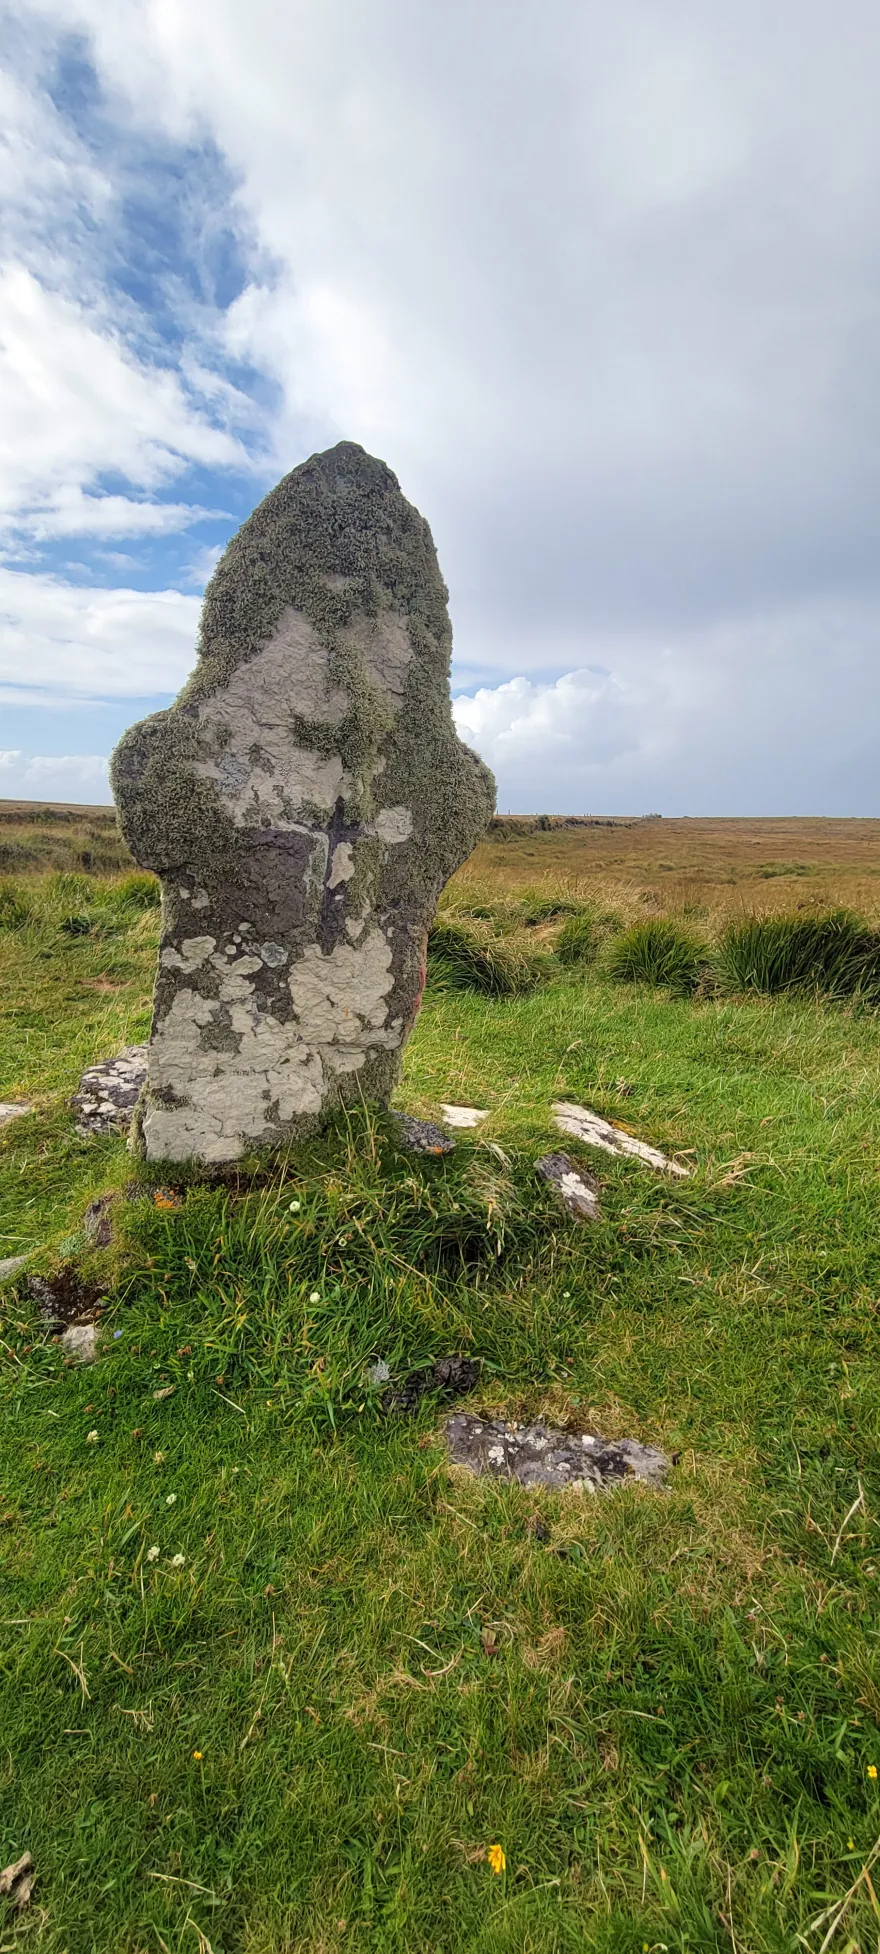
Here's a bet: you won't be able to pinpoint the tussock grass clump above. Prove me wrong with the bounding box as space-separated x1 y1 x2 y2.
428 916 547 995
716 909 880 1001
556 911 600 966
0 877 31 929
516 891 586 927
111 871 161 911
606 918 706 993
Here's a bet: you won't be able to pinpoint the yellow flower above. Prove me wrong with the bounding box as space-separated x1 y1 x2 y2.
487 1844 506 1876
869 1764 878 1779
193 1750 203 1760
848 1839 855 1850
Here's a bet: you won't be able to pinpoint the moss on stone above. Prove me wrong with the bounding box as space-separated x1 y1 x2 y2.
110 710 240 892
109 440 496 1164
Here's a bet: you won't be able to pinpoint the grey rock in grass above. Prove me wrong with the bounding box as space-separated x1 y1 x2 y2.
535 1151 600 1220
551 1102 690 1177
0 1102 31 1129
391 1112 456 1156
446 1415 669 1492
111 442 495 1163
59 1322 99 1364
0 1254 30 1285
72 1046 148 1138
440 1103 489 1129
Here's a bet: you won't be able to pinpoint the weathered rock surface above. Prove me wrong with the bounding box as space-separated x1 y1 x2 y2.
0 1102 31 1129
446 1415 669 1492
551 1102 690 1177
382 1355 478 1414
0 1254 29 1285
112 443 495 1162
535 1151 600 1220
441 1104 489 1128
72 1047 148 1137
59 1322 99 1364
391 1112 455 1156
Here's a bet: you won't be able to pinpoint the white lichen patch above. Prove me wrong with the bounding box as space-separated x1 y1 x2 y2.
289 932 398 1049
140 928 402 1163
144 984 326 1162
191 613 352 826
160 936 216 974
367 806 413 845
328 841 355 887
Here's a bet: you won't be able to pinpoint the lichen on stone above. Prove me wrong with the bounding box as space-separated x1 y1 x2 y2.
111 441 495 1163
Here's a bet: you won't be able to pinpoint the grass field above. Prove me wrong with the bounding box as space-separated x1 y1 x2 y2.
2 809 880 1952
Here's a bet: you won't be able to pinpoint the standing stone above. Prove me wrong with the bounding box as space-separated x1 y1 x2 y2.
111 443 495 1163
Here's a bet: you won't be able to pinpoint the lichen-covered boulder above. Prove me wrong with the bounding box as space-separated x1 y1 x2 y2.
111 442 495 1162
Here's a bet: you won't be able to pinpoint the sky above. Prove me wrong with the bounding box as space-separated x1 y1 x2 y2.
2 0 880 815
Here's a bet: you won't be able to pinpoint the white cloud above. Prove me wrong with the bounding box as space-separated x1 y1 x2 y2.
0 567 199 696
0 267 249 530
6 0 880 809
454 593 880 815
0 749 111 801
6 488 224 541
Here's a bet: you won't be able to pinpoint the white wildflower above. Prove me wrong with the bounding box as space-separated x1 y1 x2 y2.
146 1545 160 1563
165 1493 177 1506
288 1200 301 1212
86 1429 99 1444
169 1553 186 1568
309 1291 320 1303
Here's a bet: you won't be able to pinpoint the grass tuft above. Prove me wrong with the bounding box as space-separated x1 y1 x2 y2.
0 876 31 929
556 911 601 966
428 917 548 995
112 870 161 910
605 918 705 993
716 909 880 1002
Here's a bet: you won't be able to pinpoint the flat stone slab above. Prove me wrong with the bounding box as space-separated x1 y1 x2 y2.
440 1104 489 1129
0 1103 31 1129
535 1151 600 1220
446 1415 669 1492
72 1046 148 1137
552 1101 690 1177
391 1113 455 1156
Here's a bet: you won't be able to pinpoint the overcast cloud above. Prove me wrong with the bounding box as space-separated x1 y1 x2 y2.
2 0 880 810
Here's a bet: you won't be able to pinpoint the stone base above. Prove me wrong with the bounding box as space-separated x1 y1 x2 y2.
72 1046 148 1137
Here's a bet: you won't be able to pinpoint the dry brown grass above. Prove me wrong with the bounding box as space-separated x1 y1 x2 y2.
450 816 880 925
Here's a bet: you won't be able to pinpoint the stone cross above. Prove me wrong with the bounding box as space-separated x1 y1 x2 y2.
111 442 495 1162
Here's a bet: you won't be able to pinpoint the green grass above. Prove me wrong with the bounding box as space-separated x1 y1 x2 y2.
2 876 880 1950
716 910 880 1003
428 916 548 995
605 919 706 994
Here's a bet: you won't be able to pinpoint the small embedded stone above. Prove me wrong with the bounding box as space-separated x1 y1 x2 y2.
440 1104 489 1129
381 1354 478 1414
391 1113 455 1156
83 1194 114 1248
0 1102 32 1129
446 1415 669 1492
0 1253 30 1285
535 1152 600 1221
60 1323 99 1364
